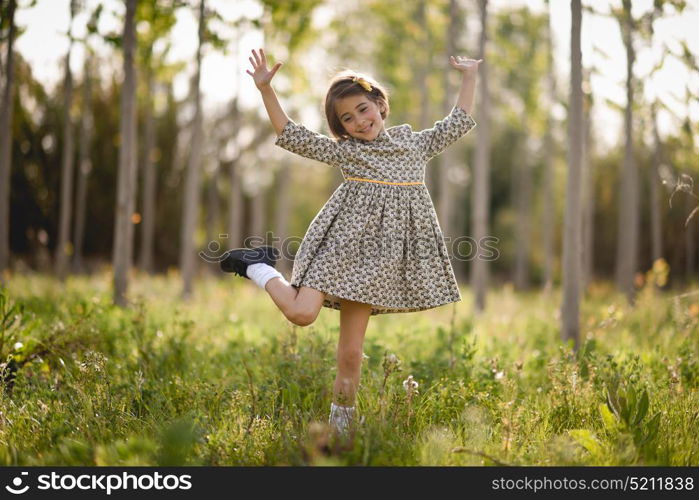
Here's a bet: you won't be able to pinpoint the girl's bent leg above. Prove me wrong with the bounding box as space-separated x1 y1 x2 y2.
264 278 326 327
334 298 372 406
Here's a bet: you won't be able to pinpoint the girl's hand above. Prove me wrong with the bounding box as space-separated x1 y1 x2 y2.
246 48 282 90
449 56 483 78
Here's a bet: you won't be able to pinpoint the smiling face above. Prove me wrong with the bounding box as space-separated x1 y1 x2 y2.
335 94 386 141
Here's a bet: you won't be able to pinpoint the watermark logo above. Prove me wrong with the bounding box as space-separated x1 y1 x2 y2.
2 471 193 495
5 472 29 495
199 231 500 264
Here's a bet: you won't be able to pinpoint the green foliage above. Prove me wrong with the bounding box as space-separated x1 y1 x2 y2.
603 377 660 446
0 274 696 465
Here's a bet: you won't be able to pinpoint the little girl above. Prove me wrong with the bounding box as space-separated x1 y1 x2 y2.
222 48 481 438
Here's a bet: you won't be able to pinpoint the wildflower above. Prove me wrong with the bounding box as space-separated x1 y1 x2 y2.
402 375 419 425
403 375 419 394
382 352 401 374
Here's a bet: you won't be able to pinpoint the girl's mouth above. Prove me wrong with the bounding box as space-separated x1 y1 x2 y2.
358 123 372 134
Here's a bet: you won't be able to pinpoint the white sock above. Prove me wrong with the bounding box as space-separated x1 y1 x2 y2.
329 402 355 436
246 263 286 290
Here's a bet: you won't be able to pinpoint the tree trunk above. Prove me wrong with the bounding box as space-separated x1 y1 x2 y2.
228 158 244 249
72 51 93 273
561 0 583 350
226 91 244 249
112 0 138 306
0 0 16 277
205 167 221 260
180 0 205 299
542 0 556 294
649 101 663 264
614 0 639 302
55 24 76 280
251 186 266 242
470 0 490 313
0 0 5 81
139 68 157 274
581 87 595 289
514 151 532 290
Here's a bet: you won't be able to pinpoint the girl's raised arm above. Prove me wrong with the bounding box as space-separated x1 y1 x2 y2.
246 48 290 136
449 55 482 114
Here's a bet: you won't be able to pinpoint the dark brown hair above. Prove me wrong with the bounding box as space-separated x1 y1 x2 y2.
324 71 390 140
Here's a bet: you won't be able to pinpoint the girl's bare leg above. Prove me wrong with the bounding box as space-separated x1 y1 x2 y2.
264 277 326 327
333 298 372 406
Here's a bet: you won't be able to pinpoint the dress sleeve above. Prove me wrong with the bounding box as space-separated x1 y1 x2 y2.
274 120 344 167
413 106 476 161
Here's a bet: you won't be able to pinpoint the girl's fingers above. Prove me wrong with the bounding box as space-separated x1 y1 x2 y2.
249 56 257 69
260 48 267 65
246 69 253 76
252 49 261 65
269 61 282 77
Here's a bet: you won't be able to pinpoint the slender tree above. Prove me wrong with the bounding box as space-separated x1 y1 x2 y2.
180 0 205 299
581 75 595 289
0 0 17 277
250 182 266 242
138 68 158 274
614 0 640 301
55 0 81 280
72 4 102 273
513 143 533 290
72 50 93 273
227 97 243 249
112 0 138 306
470 0 490 313
561 0 583 349
649 101 663 265
205 165 221 254
541 0 557 294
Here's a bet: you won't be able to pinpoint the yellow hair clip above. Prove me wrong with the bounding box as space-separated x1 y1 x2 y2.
352 76 373 92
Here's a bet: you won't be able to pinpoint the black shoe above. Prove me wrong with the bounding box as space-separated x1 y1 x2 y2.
220 245 280 278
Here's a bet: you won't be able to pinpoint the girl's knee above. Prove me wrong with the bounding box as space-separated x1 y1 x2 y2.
287 306 319 327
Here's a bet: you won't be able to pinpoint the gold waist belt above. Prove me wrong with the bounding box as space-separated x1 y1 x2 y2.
344 177 424 186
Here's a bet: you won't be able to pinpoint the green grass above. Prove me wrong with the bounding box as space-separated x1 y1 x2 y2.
0 271 697 466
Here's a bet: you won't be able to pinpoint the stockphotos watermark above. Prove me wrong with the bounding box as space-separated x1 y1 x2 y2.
199 231 500 264
3 470 192 496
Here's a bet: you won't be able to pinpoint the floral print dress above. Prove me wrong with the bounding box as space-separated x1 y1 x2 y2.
275 106 476 315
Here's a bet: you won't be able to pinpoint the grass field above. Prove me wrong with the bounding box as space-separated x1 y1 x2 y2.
1 269 697 466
